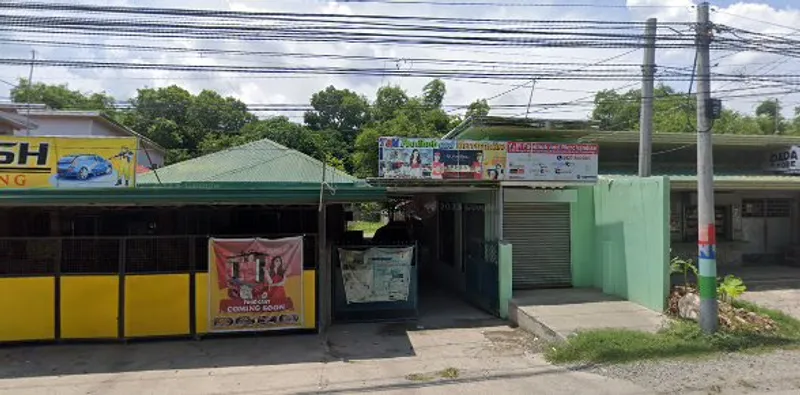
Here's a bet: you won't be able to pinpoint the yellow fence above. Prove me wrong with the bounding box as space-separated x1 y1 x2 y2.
0 271 317 343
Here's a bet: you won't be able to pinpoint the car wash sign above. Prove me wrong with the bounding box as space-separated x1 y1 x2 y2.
0 136 138 189
767 146 800 175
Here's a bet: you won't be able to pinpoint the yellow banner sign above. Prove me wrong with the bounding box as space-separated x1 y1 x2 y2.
0 136 137 189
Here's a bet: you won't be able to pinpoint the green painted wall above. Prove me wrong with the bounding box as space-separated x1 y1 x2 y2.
498 242 513 319
570 186 596 288
590 177 670 311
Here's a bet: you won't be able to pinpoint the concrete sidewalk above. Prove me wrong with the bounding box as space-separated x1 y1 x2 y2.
0 322 650 394
510 288 666 341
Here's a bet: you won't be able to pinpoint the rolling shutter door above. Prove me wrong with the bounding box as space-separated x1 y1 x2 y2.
503 203 571 289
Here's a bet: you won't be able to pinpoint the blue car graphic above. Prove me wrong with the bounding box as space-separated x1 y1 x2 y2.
56 154 113 180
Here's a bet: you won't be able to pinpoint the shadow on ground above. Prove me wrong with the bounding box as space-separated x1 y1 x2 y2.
0 288 510 380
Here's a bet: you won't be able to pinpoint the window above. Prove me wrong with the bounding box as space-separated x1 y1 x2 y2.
743 199 791 218
684 205 729 242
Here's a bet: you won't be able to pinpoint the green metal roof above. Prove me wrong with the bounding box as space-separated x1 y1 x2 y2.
138 137 360 186
447 116 800 147
0 184 386 206
602 174 800 190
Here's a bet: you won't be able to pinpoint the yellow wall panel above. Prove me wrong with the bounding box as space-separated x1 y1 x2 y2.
60 276 119 339
195 273 208 334
302 270 316 329
0 277 55 342
124 274 190 338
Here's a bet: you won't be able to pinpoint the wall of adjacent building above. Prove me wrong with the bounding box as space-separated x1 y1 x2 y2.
571 177 671 312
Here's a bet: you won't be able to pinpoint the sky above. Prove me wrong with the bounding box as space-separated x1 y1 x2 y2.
1 0 799 122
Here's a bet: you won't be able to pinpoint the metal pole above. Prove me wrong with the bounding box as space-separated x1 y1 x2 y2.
24 50 36 136
524 80 537 119
638 18 656 177
696 2 718 334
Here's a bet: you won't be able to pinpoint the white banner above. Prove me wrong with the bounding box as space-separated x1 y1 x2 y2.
339 247 413 303
506 142 599 182
767 146 800 174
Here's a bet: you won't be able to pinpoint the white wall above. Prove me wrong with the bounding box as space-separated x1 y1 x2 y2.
21 117 92 137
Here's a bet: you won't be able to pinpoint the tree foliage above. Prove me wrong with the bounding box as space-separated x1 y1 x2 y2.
11 78 115 113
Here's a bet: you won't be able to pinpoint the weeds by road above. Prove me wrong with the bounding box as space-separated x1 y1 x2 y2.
545 302 800 365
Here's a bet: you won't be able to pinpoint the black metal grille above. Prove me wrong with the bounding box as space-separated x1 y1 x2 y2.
0 239 58 275
125 237 191 273
62 238 120 274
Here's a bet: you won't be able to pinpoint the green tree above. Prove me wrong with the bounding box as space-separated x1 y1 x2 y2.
11 78 115 112
303 86 371 144
372 85 410 123
755 99 785 135
122 85 255 163
466 99 490 118
422 79 446 108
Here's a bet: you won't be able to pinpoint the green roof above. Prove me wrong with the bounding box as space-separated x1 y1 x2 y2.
602 174 800 190
448 116 800 147
138 138 360 186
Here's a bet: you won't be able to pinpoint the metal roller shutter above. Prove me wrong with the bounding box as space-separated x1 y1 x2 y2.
503 203 571 289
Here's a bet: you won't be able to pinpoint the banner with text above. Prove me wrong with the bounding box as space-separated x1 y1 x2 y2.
767 146 800 174
378 137 597 182
0 136 137 189
339 246 414 304
208 237 304 333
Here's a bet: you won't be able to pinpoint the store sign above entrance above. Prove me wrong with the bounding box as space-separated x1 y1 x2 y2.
0 136 138 189
767 146 800 174
378 137 599 183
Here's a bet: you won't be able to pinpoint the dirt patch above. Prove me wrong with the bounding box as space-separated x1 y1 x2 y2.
668 286 777 333
483 328 544 354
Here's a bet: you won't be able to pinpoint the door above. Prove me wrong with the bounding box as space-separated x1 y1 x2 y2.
462 203 498 314
503 203 572 289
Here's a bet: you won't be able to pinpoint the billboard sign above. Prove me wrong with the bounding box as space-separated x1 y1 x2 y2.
208 237 304 333
378 137 598 182
0 136 137 189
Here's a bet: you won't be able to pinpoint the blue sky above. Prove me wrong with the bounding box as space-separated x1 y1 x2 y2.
1 0 799 120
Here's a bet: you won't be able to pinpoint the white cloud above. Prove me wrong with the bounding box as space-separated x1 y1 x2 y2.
0 0 798 122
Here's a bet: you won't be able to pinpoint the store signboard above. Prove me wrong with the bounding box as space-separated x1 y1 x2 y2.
766 146 800 174
377 137 598 182
0 136 137 189
208 237 304 333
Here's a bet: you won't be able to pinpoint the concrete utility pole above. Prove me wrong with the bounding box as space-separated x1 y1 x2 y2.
695 2 718 334
638 18 657 177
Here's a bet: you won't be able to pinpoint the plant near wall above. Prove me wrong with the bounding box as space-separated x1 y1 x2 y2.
670 255 698 288
718 275 747 303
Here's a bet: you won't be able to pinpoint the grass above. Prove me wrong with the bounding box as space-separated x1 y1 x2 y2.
545 302 800 365
347 221 383 238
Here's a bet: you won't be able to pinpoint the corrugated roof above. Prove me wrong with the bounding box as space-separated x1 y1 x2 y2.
138 137 360 185
602 174 800 190
447 116 800 147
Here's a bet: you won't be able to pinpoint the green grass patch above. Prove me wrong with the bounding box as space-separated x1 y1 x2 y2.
545 304 800 365
346 221 383 238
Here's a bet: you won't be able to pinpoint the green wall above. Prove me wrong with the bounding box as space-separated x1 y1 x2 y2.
571 177 670 311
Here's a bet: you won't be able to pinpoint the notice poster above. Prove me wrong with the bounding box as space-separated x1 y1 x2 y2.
378 137 438 179
457 140 507 180
339 246 413 303
208 237 304 332
506 142 599 182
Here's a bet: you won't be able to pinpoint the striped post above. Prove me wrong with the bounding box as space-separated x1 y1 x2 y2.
698 224 718 332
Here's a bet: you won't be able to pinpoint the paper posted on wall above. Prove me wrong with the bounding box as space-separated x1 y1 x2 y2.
339 247 413 304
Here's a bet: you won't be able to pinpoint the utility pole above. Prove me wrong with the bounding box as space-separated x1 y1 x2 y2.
24 50 36 136
638 18 657 177
695 2 718 334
